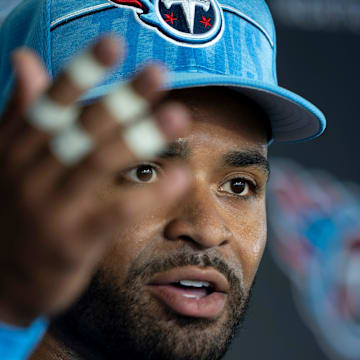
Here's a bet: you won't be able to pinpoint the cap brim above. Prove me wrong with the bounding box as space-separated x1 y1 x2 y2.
81 72 326 144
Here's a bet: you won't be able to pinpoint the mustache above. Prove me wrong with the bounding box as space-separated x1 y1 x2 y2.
126 249 245 296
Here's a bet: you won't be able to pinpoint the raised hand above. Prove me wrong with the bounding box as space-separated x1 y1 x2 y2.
0 36 191 327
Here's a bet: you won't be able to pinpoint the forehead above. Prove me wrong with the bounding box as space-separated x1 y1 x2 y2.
161 87 269 157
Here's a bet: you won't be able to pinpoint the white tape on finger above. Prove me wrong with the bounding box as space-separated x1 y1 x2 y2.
103 82 149 124
66 51 107 89
123 117 166 159
27 95 80 133
51 123 94 166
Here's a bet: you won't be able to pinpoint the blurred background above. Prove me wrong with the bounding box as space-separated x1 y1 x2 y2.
1 0 360 359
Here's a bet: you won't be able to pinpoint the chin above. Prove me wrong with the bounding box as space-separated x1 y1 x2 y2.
51 260 252 360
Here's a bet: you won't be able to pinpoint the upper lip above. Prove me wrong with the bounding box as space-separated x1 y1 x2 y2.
148 266 230 293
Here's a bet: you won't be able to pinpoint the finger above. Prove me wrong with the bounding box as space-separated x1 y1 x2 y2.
101 64 165 125
26 35 122 141
55 102 190 200
48 35 123 106
79 165 191 243
3 37 122 177
0 49 49 151
20 65 168 199
75 65 165 146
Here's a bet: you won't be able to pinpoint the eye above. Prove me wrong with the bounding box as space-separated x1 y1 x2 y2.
220 178 252 197
124 164 160 184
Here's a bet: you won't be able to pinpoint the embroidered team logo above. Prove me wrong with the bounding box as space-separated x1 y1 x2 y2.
107 0 224 46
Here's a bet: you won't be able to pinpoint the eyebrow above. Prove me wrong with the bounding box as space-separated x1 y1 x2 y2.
223 150 270 177
158 142 270 178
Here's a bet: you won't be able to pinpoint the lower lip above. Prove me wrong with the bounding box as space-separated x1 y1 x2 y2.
147 285 227 319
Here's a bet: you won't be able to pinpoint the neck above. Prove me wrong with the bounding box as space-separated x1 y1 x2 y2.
32 320 138 360
30 326 106 360
30 332 82 360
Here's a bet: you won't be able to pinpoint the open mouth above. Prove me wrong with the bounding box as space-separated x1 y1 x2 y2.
147 267 229 319
169 280 215 298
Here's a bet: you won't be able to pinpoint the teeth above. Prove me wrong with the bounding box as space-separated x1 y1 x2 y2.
179 280 211 288
183 294 200 299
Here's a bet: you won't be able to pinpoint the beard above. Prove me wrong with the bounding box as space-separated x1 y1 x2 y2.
51 249 253 360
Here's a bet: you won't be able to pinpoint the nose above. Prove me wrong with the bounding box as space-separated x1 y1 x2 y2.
164 184 233 249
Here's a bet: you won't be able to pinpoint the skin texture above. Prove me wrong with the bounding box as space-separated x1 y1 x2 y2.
31 87 269 360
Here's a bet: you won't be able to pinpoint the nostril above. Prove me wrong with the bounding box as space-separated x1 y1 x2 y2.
163 219 194 241
164 218 232 248
177 235 213 250
178 235 195 242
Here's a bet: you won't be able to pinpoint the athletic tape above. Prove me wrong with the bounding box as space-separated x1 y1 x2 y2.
66 51 107 89
27 95 79 133
51 122 94 166
123 117 166 159
103 82 149 124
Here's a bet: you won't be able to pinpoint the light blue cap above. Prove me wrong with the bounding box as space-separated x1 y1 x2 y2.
0 0 326 143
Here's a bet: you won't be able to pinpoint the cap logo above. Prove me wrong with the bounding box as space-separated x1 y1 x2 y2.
107 0 224 47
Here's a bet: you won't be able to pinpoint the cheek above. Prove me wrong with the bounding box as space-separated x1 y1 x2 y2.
100 213 163 286
93 182 147 283
229 203 267 290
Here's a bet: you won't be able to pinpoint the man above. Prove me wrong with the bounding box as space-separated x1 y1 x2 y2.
0 0 326 359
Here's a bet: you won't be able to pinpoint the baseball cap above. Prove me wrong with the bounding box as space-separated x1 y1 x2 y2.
0 0 326 143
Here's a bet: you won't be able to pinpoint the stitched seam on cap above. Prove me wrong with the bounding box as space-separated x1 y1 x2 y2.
50 3 114 31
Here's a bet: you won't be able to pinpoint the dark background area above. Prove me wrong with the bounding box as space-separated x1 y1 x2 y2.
226 2 360 360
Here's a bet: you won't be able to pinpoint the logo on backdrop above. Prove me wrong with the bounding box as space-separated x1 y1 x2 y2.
107 0 224 46
268 159 360 360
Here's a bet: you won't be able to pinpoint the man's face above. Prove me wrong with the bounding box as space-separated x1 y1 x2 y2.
56 87 269 360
